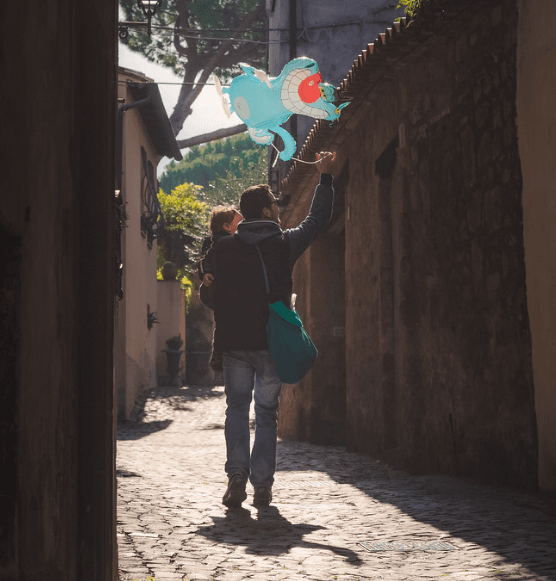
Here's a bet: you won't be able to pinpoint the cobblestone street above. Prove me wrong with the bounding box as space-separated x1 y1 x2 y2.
117 385 556 581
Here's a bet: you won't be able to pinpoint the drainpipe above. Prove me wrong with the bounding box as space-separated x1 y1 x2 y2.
289 0 297 60
289 0 297 150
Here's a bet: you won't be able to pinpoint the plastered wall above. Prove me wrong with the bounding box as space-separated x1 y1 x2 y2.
517 0 556 494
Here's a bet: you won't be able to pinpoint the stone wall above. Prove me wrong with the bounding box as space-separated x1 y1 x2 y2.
279 0 537 488
0 1 118 578
279 233 347 445
517 0 556 494
345 0 536 486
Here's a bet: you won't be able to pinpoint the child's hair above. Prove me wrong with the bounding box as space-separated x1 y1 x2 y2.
210 205 241 234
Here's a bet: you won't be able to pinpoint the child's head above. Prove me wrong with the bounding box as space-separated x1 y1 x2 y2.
210 205 242 235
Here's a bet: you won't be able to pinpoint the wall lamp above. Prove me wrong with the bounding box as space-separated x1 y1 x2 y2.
118 0 161 39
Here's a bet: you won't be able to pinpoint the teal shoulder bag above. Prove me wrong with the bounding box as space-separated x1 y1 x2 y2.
255 245 318 384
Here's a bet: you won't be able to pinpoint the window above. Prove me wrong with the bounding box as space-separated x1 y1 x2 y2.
140 146 161 247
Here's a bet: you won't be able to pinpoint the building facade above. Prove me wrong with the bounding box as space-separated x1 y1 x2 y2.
275 0 555 492
516 0 556 493
267 0 403 190
115 68 183 418
1 1 118 578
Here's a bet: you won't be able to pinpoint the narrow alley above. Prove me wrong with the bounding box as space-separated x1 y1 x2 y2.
117 385 556 581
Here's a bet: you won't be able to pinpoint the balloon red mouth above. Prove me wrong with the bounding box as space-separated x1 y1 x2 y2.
298 72 322 104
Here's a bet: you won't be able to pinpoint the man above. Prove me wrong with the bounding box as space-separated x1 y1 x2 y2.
213 151 337 508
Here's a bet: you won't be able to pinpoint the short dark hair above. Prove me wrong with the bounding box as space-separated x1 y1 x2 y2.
239 184 274 220
210 205 240 234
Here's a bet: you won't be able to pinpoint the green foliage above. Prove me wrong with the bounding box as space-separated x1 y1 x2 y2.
156 244 195 300
160 133 267 206
396 0 425 18
158 134 267 293
209 143 267 206
156 182 210 290
119 0 266 78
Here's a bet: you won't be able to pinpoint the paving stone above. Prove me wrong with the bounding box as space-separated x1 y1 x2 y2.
117 385 556 581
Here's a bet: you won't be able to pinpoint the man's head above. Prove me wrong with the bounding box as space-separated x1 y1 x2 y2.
239 184 280 224
210 205 242 235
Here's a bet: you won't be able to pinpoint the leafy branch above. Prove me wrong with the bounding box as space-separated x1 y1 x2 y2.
119 0 266 142
396 0 426 18
156 182 210 288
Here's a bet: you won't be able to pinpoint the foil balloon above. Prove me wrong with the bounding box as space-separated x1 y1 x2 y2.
214 57 350 161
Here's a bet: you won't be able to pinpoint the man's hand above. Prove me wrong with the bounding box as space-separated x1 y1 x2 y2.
202 273 214 287
316 151 336 175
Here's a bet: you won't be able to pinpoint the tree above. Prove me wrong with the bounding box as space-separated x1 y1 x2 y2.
119 0 266 146
155 135 266 300
209 141 267 206
157 182 210 289
160 133 266 194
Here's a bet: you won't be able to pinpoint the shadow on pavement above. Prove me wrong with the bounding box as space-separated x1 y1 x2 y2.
276 439 556 578
117 419 174 440
194 505 362 564
117 384 223 440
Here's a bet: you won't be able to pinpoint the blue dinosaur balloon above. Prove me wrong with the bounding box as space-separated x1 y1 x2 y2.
214 57 350 161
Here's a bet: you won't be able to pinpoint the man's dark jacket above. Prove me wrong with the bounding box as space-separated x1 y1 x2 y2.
213 174 334 352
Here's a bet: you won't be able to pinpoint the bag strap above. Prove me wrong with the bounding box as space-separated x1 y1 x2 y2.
254 243 271 299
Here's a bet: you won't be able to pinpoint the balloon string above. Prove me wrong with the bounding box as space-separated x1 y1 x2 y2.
271 144 280 167
270 143 332 166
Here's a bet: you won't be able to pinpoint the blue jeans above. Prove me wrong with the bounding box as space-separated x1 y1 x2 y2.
223 350 282 488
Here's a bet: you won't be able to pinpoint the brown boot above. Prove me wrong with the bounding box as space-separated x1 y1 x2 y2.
222 475 247 508
253 487 272 507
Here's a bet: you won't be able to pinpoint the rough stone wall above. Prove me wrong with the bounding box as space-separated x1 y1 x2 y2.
517 0 556 494
0 1 118 578
280 0 537 488
279 232 347 445
278 248 313 442
344 0 536 486
0 233 21 576
1 4 82 576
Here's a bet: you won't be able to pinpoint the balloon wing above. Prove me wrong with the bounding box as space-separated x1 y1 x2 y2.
213 74 232 119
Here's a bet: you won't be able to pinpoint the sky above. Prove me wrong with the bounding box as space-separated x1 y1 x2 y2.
118 43 241 174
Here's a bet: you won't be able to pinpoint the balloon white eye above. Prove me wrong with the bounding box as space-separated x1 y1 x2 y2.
309 81 314 86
